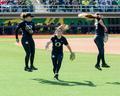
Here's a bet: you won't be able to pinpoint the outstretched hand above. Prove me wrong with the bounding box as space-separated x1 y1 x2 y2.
70 52 75 61
16 38 19 43
104 33 108 43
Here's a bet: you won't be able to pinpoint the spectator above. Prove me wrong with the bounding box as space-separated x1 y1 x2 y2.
72 0 79 12
82 0 90 12
49 22 56 33
42 23 49 33
112 0 118 12
8 21 12 26
69 21 77 34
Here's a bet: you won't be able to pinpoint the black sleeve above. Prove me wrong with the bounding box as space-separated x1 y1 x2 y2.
32 22 35 31
15 22 23 39
51 37 54 42
63 37 68 45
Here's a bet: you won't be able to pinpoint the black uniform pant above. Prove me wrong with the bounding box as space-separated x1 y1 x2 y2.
94 36 106 65
51 52 63 74
21 37 35 68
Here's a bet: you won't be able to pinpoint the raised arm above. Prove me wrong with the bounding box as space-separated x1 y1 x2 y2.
78 13 97 19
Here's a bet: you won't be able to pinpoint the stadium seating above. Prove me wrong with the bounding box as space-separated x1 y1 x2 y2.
0 0 119 12
39 0 120 12
0 0 33 12
0 0 119 35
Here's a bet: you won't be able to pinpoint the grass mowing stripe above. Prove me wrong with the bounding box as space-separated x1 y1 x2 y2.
0 38 120 96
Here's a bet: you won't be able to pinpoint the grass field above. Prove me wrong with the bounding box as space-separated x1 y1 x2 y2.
0 36 120 96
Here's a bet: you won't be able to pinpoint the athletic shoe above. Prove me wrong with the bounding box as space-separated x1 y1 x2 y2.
24 67 30 71
102 64 110 68
28 68 33 72
54 73 59 80
95 64 102 71
31 66 38 70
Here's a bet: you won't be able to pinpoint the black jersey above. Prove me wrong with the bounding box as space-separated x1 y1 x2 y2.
51 35 68 54
15 20 35 39
95 18 105 37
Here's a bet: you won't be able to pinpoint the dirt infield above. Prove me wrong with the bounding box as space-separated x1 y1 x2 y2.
1 35 119 54
34 37 120 54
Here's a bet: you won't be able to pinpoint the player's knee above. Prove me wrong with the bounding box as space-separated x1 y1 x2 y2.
31 53 35 57
99 52 104 57
26 52 30 57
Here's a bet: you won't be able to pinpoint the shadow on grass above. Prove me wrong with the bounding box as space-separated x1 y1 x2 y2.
32 78 96 87
106 82 120 85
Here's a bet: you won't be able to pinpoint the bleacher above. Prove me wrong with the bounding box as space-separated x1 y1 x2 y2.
0 0 120 35
0 0 119 13
0 0 34 12
39 0 120 12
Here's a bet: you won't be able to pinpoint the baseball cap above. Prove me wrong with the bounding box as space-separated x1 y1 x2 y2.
25 13 34 17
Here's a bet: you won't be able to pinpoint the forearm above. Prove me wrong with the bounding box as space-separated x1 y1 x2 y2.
46 41 52 49
99 20 108 32
67 45 73 53
46 42 50 47
85 14 97 19
15 25 21 39
15 29 19 39
78 13 97 19
101 23 107 29
102 25 108 33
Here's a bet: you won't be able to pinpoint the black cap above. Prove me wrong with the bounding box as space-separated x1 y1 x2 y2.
25 13 34 18
20 13 34 19
96 12 100 15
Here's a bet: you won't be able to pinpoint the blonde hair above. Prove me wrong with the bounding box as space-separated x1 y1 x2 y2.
54 24 66 35
56 24 68 31
20 13 27 19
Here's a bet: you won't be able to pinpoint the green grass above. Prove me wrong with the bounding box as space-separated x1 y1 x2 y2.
0 37 120 96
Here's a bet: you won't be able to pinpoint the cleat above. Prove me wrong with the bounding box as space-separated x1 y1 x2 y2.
28 68 33 72
54 73 59 80
24 67 30 71
31 66 38 70
95 64 102 71
102 64 110 68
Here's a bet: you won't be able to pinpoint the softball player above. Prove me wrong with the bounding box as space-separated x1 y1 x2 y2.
94 13 110 70
45 25 75 80
15 13 38 72
78 13 110 70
